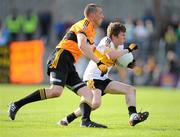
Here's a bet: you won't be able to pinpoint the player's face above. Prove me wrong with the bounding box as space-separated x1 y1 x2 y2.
117 32 126 45
93 7 104 27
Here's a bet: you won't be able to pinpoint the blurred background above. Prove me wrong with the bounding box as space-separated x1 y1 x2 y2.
0 0 180 88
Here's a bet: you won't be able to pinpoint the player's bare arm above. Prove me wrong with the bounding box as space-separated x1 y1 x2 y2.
77 33 99 63
77 33 108 75
106 47 129 60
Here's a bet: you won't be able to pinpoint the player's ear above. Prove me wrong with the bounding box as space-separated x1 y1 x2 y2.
88 12 95 19
111 34 117 41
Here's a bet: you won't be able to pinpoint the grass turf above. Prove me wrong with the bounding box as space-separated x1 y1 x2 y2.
0 84 180 137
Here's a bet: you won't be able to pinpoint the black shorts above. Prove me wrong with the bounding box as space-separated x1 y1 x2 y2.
47 48 86 93
85 79 112 96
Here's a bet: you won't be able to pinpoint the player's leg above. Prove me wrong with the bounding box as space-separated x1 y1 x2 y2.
77 79 108 128
58 88 102 126
91 89 102 110
105 80 136 107
8 77 65 120
57 88 92 127
8 85 64 120
8 49 67 120
65 68 106 128
77 87 106 128
58 108 81 126
105 80 149 126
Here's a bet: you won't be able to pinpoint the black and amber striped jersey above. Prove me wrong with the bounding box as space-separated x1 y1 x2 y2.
56 18 96 62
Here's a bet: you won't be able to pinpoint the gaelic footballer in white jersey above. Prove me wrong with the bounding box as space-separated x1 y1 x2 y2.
83 36 124 81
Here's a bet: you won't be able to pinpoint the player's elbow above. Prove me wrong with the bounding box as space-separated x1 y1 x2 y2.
78 44 86 52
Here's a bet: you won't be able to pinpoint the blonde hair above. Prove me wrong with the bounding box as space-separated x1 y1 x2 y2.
84 3 101 17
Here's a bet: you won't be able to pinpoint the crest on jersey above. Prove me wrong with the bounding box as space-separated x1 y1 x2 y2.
82 20 90 30
106 37 111 44
105 37 111 48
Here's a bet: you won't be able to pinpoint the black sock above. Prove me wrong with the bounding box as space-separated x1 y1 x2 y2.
14 89 46 108
80 102 91 121
66 112 77 123
128 106 137 116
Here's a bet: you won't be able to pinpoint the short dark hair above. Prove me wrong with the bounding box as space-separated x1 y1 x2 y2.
107 22 126 38
84 3 101 17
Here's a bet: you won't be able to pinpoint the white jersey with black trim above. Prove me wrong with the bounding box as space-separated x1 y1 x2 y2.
83 36 124 81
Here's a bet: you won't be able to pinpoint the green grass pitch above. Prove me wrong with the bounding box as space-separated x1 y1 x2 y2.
0 84 180 137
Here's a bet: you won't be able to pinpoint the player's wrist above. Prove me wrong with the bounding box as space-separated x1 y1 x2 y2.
126 43 138 53
97 60 102 66
126 47 132 52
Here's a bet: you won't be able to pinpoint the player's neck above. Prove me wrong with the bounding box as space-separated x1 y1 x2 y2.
112 39 118 47
86 17 98 29
92 22 98 29
112 38 123 48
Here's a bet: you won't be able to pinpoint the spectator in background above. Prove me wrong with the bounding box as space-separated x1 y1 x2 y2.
143 56 159 86
171 14 179 29
94 27 105 45
134 19 148 60
54 21 66 41
142 9 156 26
175 22 180 57
38 10 52 46
124 16 134 43
5 8 22 42
22 9 38 40
164 25 177 53
100 19 110 34
145 20 155 55
166 51 180 88
64 16 74 31
54 17 74 42
0 20 9 46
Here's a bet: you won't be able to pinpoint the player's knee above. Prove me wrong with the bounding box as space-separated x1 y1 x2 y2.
92 102 101 110
82 91 93 101
77 86 93 99
128 86 136 95
51 91 61 97
80 92 93 105
129 86 136 94
50 86 63 97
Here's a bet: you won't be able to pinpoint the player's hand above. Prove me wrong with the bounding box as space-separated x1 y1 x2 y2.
127 59 136 69
97 61 108 76
126 43 138 52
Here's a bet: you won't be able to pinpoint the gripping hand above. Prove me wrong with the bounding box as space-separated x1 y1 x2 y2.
126 43 138 52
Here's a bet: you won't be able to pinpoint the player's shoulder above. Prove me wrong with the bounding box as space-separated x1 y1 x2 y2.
104 36 112 45
75 18 92 30
98 36 112 48
101 36 111 43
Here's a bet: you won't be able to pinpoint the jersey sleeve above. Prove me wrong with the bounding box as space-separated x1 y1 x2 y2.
96 37 111 54
77 20 95 44
77 20 90 35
